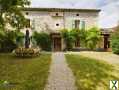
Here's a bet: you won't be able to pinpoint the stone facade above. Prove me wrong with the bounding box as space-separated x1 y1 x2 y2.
23 8 100 51
23 8 100 32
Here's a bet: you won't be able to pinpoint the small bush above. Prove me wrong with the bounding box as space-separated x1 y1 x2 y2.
32 32 51 51
0 30 17 52
61 27 101 51
86 27 101 50
14 48 40 57
111 27 119 54
61 29 76 50
16 31 24 47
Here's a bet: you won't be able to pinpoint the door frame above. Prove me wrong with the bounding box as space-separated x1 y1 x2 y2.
50 33 62 51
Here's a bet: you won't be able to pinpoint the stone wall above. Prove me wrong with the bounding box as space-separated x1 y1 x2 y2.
23 10 99 32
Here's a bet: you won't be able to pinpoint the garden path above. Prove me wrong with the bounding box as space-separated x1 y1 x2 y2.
44 52 77 90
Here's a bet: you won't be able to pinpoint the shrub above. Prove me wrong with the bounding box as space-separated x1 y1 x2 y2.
0 29 25 53
61 27 101 51
14 48 40 57
61 29 76 50
111 27 119 54
0 30 17 52
86 27 101 50
32 32 51 51
79 30 87 47
16 31 24 47
71 29 87 47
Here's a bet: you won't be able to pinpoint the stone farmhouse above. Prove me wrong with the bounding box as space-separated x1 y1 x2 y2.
23 5 104 51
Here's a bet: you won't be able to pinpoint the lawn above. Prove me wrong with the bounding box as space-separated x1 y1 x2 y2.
0 53 51 90
66 54 119 90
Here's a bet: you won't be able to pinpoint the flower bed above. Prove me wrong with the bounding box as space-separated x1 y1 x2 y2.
14 48 40 57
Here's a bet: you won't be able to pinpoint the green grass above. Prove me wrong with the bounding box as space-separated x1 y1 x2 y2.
66 54 119 90
0 53 51 90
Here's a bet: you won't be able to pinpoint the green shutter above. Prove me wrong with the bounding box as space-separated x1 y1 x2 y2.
80 21 85 30
72 20 75 29
82 21 85 30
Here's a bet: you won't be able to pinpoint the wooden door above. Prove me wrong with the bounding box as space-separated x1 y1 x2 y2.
53 37 61 51
104 34 110 50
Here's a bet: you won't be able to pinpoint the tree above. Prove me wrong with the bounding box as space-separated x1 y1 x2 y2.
32 31 51 51
111 25 119 54
0 29 17 52
86 27 101 50
61 29 76 50
0 0 30 30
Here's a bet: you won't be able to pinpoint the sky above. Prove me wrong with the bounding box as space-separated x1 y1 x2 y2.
30 0 119 28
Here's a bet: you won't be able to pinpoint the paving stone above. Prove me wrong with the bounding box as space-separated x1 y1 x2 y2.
44 52 77 90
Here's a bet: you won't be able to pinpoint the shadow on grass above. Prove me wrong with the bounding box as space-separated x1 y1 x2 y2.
0 53 51 90
66 55 119 90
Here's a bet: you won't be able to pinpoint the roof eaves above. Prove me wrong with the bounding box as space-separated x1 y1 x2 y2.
23 7 101 12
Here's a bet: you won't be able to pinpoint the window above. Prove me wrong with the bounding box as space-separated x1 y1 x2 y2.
56 13 58 16
56 23 59 26
75 20 80 29
80 21 85 30
75 38 80 47
26 19 30 28
26 12 29 15
76 14 79 16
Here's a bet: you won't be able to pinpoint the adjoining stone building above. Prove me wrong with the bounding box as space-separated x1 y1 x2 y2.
23 6 101 51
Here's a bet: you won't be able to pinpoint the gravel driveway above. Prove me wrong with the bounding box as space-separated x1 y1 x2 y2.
44 52 77 90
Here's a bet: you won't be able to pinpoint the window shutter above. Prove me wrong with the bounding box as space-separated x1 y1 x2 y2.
80 20 85 30
32 19 35 30
74 20 80 29
82 21 85 30
72 20 75 29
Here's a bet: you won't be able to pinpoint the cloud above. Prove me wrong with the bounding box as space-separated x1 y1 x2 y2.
99 0 119 28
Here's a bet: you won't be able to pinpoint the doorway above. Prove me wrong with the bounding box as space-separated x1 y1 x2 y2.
103 34 110 50
53 37 61 51
51 33 62 51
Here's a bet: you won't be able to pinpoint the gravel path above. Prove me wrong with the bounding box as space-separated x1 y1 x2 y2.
67 51 119 64
44 52 77 90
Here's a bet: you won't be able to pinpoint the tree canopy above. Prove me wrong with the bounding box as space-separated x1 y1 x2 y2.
0 0 30 30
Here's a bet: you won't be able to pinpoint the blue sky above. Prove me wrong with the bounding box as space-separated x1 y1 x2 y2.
30 0 119 28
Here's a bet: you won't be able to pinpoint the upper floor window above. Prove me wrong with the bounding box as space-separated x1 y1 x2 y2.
75 20 80 29
56 23 59 26
26 12 29 15
56 13 59 16
80 20 85 30
76 14 79 16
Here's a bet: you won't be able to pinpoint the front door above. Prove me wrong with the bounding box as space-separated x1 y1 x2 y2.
53 37 61 51
104 34 110 50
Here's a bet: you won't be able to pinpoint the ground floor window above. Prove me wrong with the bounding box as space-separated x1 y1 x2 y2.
103 34 110 49
75 38 80 47
26 19 30 28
